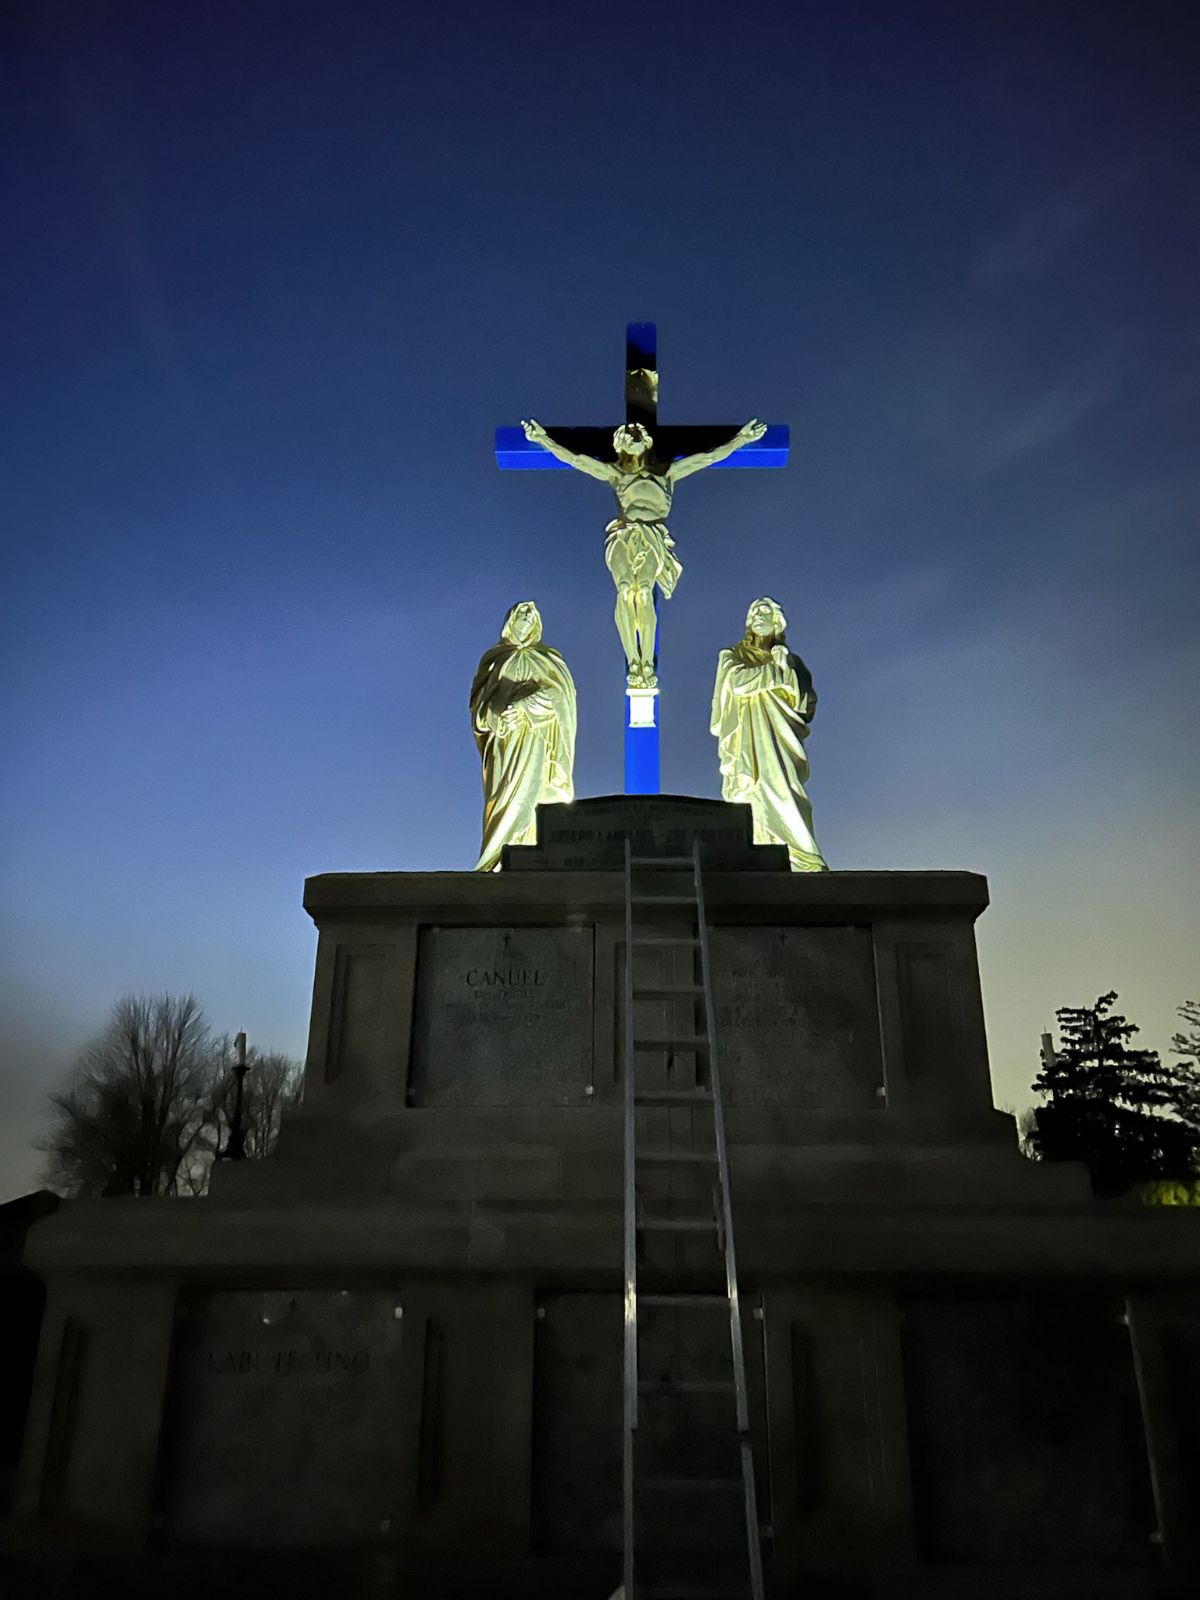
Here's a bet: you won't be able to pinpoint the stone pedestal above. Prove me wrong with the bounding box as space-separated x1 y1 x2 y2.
8 798 1200 1598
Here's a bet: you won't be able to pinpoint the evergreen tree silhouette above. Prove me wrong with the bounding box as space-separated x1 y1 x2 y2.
1029 992 1198 1196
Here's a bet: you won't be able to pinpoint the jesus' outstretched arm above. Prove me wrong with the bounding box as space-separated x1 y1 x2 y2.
669 418 768 482
521 418 615 483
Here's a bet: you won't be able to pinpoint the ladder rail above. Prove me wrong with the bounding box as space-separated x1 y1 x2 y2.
622 835 638 1600
693 839 766 1600
623 838 764 1600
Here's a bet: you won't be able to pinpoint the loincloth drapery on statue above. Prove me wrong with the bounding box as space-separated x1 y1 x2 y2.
711 603 827 873
470 602 576 872
603 517 683 599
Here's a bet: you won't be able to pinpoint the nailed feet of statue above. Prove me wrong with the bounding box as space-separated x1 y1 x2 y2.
626 664 658 690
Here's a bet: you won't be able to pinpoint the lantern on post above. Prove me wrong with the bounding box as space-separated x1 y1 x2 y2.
227 1029 250 1161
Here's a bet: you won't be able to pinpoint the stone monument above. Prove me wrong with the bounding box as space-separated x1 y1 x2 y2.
7 326 1200 1600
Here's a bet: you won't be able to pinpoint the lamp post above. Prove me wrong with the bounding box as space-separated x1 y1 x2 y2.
227 1030 250 1161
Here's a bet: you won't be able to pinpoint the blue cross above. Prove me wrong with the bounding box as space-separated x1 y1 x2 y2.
495 323 789 794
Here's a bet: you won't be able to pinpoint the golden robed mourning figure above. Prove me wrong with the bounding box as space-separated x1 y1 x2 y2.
711 597 828 873
471 600 577 872
520 417 766 688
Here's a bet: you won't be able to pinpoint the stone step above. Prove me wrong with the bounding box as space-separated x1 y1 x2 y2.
373 1136 1080 1210
388 1146 561 1203
466 1200 620 1269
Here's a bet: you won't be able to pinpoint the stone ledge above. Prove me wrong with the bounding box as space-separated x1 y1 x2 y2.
21 1196 1200 1277
202 1140 1089 1209
303 867 990 920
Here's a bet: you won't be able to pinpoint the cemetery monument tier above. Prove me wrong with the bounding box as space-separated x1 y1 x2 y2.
11 795 1200 1600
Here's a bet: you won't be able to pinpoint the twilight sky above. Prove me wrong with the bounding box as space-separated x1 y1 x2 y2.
2 1 1198 1198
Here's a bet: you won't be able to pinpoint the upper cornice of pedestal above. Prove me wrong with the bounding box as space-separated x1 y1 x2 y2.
303 867 989 921
308 791 984 911
304 797 988 920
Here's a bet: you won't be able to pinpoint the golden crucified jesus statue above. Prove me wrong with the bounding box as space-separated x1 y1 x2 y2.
520 416 767 687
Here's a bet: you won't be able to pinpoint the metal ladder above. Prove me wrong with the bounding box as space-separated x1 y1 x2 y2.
622 837 765 1600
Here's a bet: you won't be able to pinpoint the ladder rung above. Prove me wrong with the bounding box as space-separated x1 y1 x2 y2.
638 1379 736 1393
632 893 696 906
642 1476 743 1492
639 1587 745 1598
639 1217 717 1233
630 854 693 867
637 1150 718 1165
633 1035 709 1050
640 1293 728 1307
631 937 699 948
633 984 704 1000
634 1089 712 1105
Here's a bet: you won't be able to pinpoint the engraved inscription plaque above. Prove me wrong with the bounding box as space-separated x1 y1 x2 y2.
410 927 594 1105
709 926 882 1106
156 1290 406 1546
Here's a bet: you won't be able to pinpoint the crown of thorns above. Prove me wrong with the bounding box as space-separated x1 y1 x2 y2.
613 422 652 448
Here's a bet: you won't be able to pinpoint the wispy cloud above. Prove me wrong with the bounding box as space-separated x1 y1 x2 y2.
975 166 1133 284
982 356 1122 467
831 326 1128 474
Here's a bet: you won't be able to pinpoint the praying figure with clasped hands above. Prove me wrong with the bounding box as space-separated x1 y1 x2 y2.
521 416 767 688
711 596 828 873
470 600 576 872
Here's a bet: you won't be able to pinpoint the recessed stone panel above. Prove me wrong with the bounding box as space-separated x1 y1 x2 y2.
531 1291 768 1556
410 927 594 1105
902 1293 1155 1562
325 944 389 1084
156 1289 406 1546
709 926 882 1107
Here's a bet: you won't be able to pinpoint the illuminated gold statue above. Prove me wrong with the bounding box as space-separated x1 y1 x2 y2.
711 597 827 872
471 600 577 872
520 417 767 687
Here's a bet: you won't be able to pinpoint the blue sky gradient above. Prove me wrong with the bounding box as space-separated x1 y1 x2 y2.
2 0 1198 1195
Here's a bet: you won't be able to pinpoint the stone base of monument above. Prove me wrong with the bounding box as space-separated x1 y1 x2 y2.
8 798 1200 1598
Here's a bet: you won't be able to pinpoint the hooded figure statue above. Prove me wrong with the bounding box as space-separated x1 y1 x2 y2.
711 596 827 872
470 600 577 871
